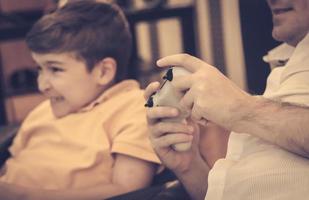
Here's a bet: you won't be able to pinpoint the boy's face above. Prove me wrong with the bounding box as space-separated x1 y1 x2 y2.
33 52 104 118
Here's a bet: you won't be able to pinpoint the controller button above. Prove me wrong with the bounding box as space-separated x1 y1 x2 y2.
145 96 154 107
163 68 173 81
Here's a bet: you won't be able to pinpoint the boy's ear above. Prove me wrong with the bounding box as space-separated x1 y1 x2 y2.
93 57 116 85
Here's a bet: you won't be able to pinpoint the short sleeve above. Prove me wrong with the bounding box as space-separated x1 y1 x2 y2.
110 90 160 164
265 34 309 106
276 71 309 105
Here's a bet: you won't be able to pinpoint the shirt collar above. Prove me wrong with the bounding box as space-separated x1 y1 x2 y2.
280 33 309 83
79 79 140 112
263 43 295 69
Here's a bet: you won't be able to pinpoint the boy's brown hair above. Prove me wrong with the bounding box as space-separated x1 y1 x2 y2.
26 0 132 82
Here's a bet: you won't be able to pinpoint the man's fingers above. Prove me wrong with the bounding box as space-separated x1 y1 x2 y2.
150 122 194 138
151 133 193 149
156 54 207 72
146 107 179 124
144 81 160 100
179 88 194 112
191 104 208 126
172 76 193 91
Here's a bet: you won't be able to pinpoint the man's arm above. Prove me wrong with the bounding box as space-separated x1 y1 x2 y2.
0 154 157 200
176 155 209 200
144 81 230 200
179 125 229 200
231 96 309 158
156 54 309 158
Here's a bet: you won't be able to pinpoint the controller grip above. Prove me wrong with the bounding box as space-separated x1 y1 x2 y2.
172 142 192 152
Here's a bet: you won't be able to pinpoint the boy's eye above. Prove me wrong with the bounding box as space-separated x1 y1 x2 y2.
49 66 64 73
36 66 42 73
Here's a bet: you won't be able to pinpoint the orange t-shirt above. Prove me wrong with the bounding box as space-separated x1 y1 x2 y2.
1 80 160 189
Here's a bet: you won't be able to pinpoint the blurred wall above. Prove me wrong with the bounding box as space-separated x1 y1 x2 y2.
0 0 280 124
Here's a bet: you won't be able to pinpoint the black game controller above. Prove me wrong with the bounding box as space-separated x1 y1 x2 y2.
145 67 192 151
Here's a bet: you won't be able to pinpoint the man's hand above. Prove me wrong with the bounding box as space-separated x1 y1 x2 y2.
157 54 252 131
145 82 204 174
156 54 309 158
145 82 230 200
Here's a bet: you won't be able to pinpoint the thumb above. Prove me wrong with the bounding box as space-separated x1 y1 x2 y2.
157 54 205 72
172 76 193 92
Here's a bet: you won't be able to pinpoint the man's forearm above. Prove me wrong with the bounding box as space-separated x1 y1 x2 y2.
175 156 209 200
231 96 309 158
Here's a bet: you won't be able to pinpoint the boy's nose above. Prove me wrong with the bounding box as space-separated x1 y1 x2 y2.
38 73 51 93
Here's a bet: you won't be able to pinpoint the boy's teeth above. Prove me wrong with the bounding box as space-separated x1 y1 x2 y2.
51 97 64 101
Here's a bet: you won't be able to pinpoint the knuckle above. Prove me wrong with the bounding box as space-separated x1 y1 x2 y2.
161 136 171 146
148 126 156 135
146 108 153 117
151 140 160 149
195 84 206 92
156 122 166 132
146 108 158 120
151 123 165 137
180 53 191 63
195 72 207 80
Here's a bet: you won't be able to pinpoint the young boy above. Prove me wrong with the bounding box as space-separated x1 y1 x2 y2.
0 1 160 199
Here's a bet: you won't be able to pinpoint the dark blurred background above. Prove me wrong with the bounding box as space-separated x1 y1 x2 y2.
0 0 279 126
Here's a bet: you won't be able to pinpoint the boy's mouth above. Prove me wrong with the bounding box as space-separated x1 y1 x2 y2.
50 96 65 102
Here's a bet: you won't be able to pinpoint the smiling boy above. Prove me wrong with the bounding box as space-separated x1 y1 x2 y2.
0 1 160 199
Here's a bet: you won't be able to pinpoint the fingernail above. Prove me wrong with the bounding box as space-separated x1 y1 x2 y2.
153 81 160 86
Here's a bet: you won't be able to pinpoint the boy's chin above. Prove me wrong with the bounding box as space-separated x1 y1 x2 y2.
50 106 73 118
51 109 70 118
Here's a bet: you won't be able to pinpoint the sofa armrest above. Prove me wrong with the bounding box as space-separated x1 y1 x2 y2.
0 125 18 168
106 180 190 200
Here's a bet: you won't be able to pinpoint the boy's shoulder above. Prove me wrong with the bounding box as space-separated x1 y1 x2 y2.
115 81 144 102
30 99 51 113
23 99 53 123
107 80 144 101
98 80 145 111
